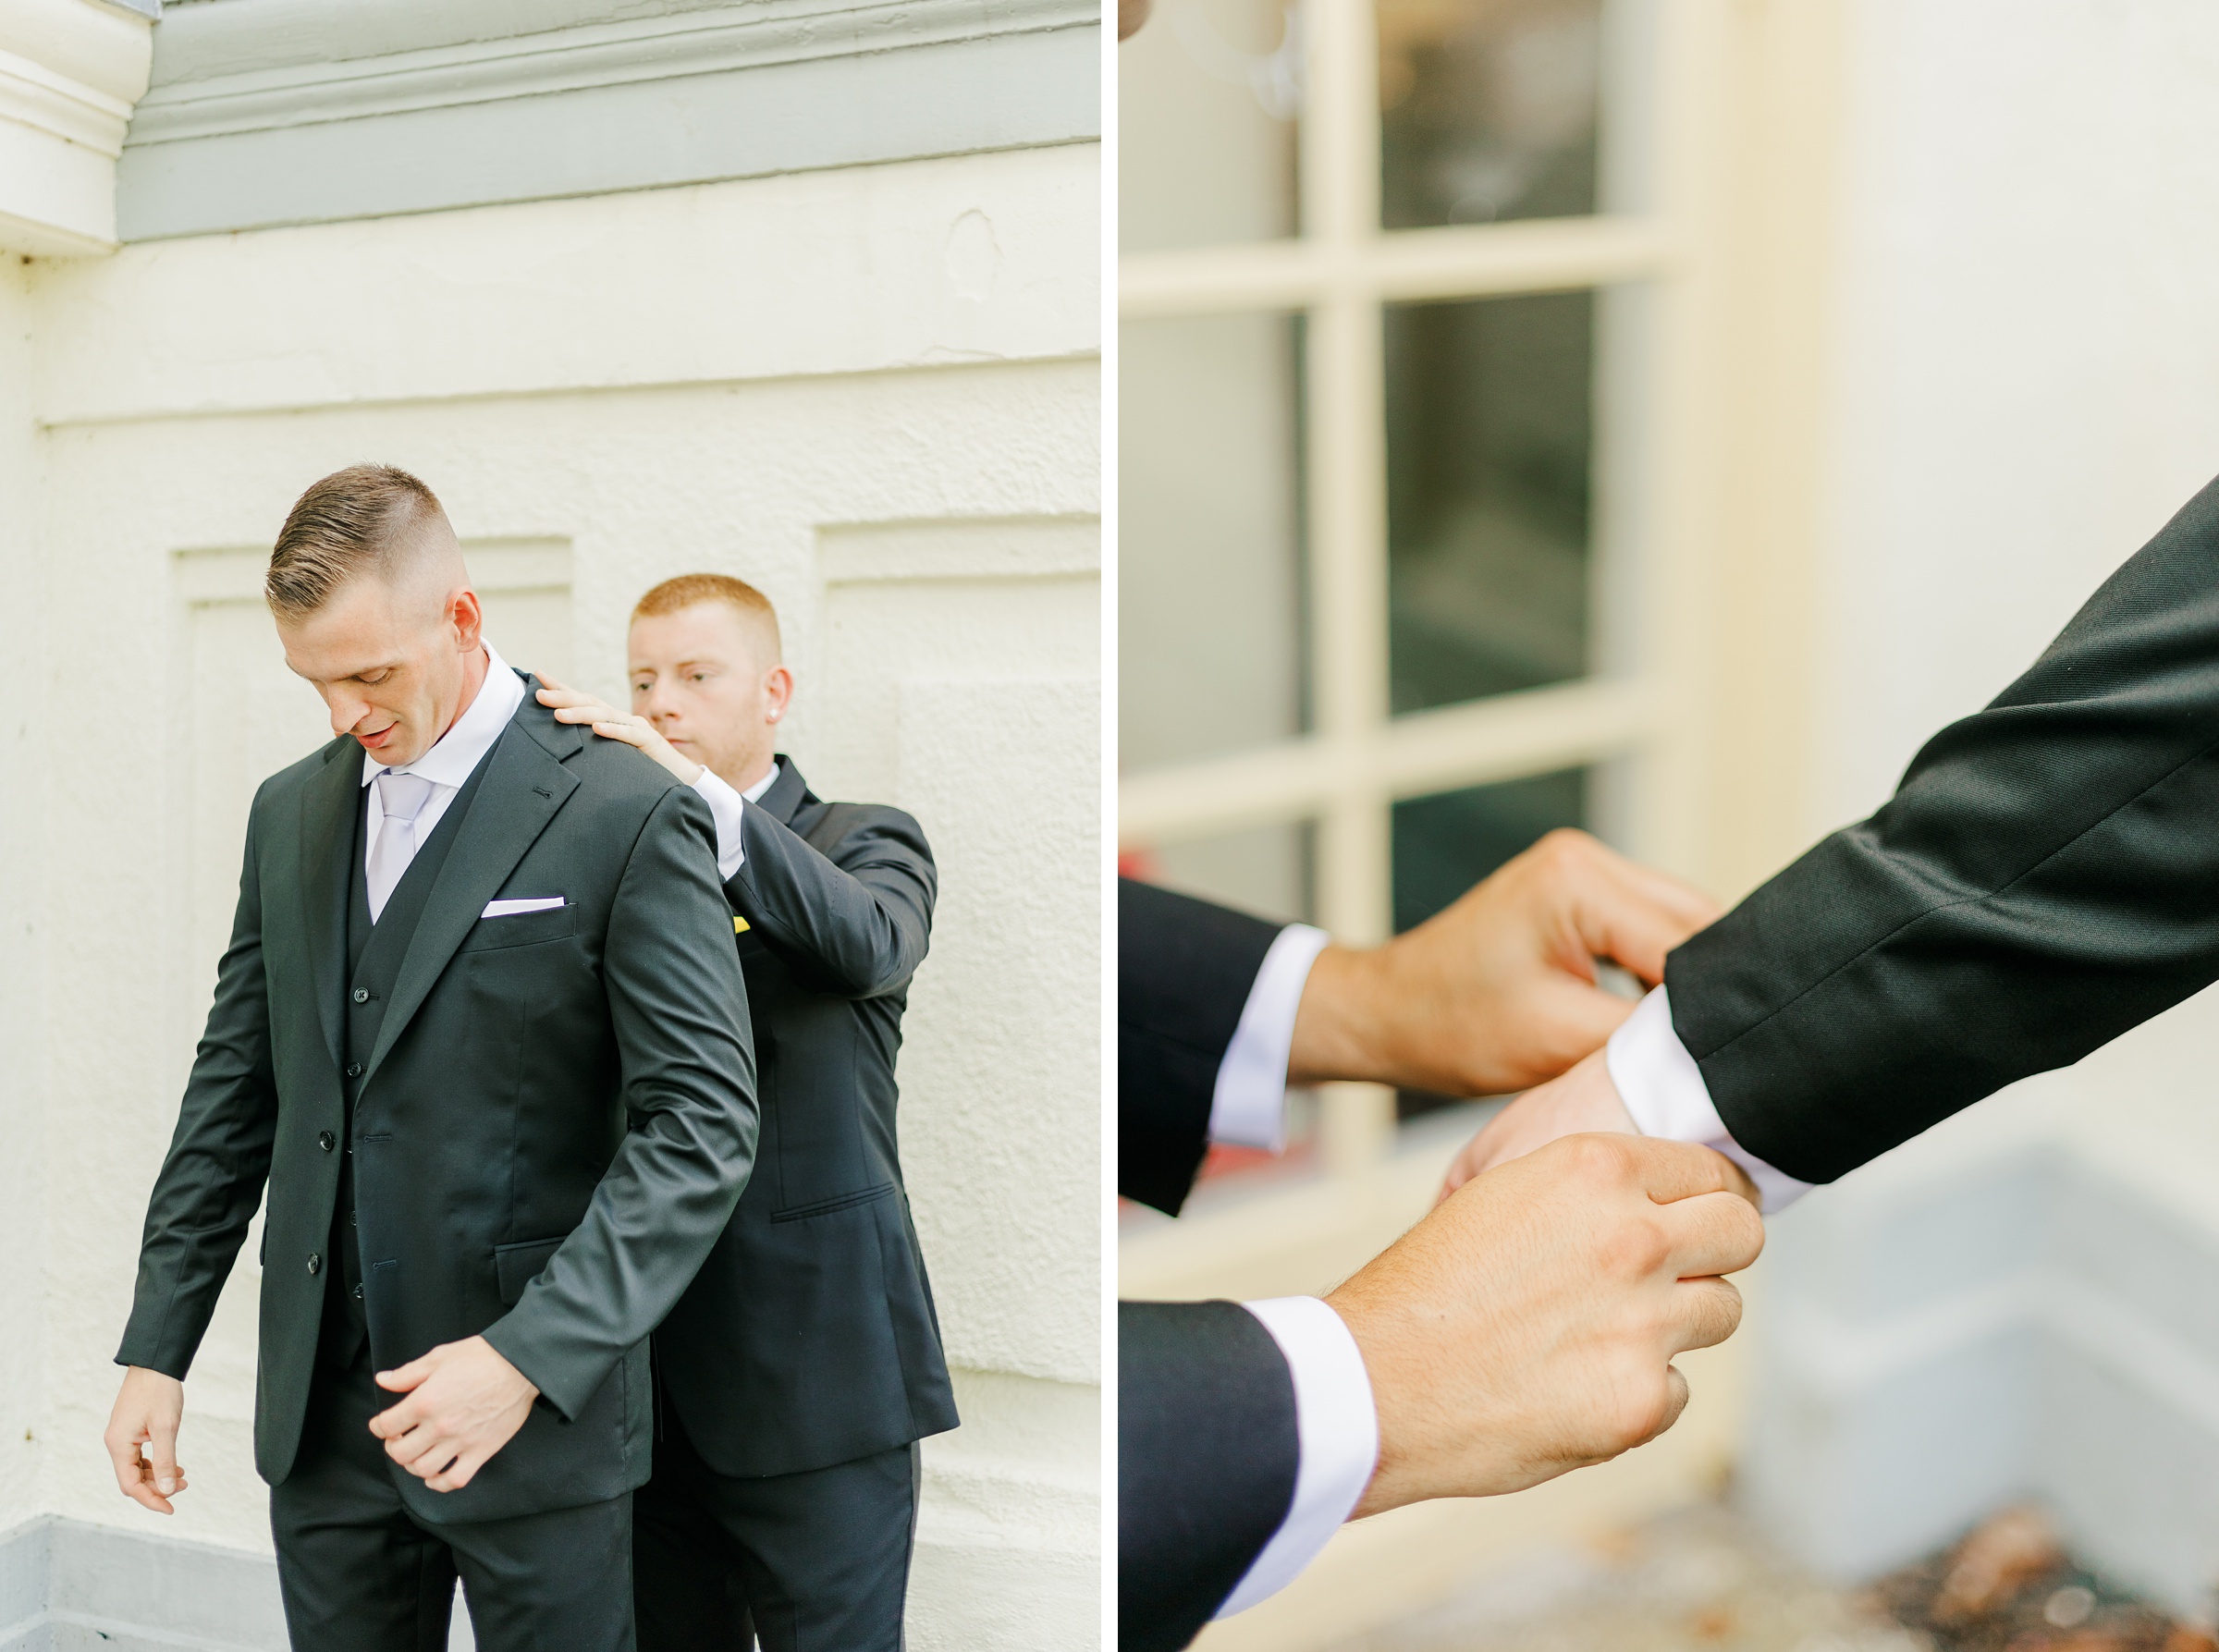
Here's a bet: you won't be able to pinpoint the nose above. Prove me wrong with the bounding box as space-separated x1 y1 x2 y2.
325 688 369 737
637 682 678 725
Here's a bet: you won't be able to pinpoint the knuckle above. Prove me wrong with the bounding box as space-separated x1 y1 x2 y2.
1563 1132 1633 1183
1597 1216 1670 1279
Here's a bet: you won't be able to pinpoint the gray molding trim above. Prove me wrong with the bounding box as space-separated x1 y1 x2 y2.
116 0 1099 242
131 0 1094 142
0 1516 291 1652
94 0 160 18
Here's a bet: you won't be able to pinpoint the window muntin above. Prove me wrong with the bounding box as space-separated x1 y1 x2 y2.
1122 0 1667 1173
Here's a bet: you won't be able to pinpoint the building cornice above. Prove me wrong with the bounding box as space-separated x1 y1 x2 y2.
0 0 153 252
131 0 1094 144
117 0 1099 241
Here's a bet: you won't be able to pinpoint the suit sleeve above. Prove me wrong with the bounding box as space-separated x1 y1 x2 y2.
1669 471 2219 1184
116 800 280 1378
1119 1301 1298 1652
1119 880 1281 1215
723 805 932 998
481 786 759 1418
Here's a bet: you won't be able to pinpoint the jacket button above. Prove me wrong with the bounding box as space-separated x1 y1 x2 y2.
351 1283 363 1301
352 987 370 1004
307 1253 322 1276
318 1131 335 1152
346 1063 362 1079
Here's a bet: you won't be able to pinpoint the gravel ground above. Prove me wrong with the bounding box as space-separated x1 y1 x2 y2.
1322 1503 2217 1652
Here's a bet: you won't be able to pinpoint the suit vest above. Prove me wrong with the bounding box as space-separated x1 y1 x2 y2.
318 751 497 1368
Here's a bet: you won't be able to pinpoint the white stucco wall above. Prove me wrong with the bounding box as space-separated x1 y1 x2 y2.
0 143 1098 1647
1748 0 2219 1607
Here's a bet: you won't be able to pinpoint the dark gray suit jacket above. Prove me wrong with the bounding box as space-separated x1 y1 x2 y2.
1669 472 2219 1182
653 759 958 1478
116 678 759 1524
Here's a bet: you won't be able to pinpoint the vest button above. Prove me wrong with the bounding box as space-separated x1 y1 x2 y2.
307 1253 322 1276
346 1063 362 1079
352 987 370 1004
318 1131 335 1152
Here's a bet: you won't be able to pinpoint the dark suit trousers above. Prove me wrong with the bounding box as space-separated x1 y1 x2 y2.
269 1332 633 1652
633 1399 920 1652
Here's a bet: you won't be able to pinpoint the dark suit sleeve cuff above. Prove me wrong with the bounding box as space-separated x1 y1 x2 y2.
480 1316 601 1424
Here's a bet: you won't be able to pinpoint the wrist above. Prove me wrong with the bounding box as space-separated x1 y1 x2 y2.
1287 946 1391 1087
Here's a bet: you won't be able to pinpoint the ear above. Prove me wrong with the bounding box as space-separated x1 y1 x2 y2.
449 587 484 652
763 664 794 724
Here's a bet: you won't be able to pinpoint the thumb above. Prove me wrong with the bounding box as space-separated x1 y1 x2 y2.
147 1415 181 1497
375 1357 431 1392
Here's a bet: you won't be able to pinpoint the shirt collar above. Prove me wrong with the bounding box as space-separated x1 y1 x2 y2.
740 758 780 804
361 639 525 789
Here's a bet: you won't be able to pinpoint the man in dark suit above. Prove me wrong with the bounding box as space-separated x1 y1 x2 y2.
1119 841 1766 1652
102 466 759 1652
1444 474 2219 1215
535 572 954 1652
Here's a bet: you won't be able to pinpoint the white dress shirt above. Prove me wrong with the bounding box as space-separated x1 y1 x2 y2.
1208 931 1808 1621
686 759 782 882
360 641 524 917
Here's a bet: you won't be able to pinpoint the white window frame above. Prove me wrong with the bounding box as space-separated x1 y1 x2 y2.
1121 0 1710 1176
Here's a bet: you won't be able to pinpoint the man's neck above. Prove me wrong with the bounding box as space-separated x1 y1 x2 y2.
435 645 492 747
717 753 777 796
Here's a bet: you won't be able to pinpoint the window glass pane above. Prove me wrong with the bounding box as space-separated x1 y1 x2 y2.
1393 768 1588 1120
1121 0 1301 254
1385 289 1594 715
1126 821 1316 929
1122 312 1308 771
1378 0 1603 230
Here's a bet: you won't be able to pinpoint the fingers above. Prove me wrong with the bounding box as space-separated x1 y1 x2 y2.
106 1427 170 1513
1651 1184 1767 1279
1661 1276 1746 1357
1603 1133 1751 1205
1648 1364 1693 1445
1539 831 1721 985
590 719 653 749
536 673 570 691
423 1444 491 1493
374 1358 430 1395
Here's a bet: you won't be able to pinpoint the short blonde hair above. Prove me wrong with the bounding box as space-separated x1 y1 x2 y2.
631 573 781 660
266 464 448 619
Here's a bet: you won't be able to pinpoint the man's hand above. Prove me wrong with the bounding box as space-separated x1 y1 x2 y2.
1288 829 1721 1097
536 677 702 785
1437 1046 1642 1205
369 1336 539 1493
1329 1134 1763 1519
104 1366 190 1514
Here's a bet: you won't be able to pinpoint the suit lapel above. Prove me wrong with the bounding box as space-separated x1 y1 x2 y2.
360 697 581 1089
298 740 361 1071
760 756 809 826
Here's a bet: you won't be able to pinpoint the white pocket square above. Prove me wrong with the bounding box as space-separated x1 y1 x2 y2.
482 898 566 918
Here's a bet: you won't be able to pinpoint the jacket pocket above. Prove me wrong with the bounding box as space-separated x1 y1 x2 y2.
460 903 577 952
494 1235 567 1304
771 1181 896 1224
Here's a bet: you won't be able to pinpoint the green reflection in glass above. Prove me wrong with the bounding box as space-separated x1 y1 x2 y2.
1379 0 1602 231
1385 289 1594 716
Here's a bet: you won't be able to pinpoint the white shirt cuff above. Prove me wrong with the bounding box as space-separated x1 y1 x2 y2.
1208 924 1332 1152
1215 1296 1378 1620
689 765 748 882
1606 986 1814 1214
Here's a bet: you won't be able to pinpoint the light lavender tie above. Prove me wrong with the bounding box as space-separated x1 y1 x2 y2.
366 771 436 923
